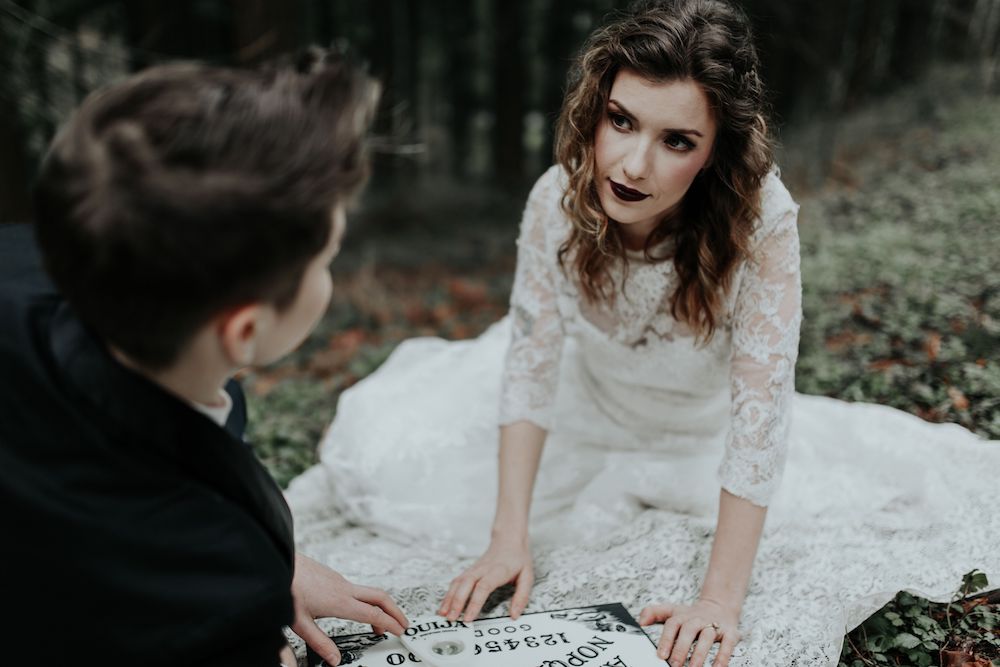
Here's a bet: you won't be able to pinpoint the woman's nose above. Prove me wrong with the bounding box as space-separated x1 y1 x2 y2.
622 140 651 181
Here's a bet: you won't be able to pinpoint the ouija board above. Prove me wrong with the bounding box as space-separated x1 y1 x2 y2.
306 603 662 667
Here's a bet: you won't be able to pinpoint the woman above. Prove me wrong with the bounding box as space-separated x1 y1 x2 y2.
438 3 792 665
290 1 998 665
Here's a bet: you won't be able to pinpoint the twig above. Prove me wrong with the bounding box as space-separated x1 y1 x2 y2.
846 631 879 667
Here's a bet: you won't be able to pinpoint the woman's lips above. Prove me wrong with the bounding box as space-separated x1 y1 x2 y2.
609 179 650 202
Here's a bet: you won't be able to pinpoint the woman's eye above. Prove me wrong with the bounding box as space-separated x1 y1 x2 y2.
665 133 695 151
609 112 631 130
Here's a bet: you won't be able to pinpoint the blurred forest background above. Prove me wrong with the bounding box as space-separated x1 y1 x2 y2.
2 0 999 217
2 2 1000 663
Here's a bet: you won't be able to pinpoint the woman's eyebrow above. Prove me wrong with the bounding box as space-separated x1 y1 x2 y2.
608 99 705 138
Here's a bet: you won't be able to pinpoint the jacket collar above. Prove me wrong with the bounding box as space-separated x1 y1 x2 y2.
49 303 294 566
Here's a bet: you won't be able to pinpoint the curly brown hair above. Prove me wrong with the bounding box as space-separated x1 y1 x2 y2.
555 0 774 340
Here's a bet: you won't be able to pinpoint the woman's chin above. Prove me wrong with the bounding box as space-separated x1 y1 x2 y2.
605 204 654 229
598 197 638 224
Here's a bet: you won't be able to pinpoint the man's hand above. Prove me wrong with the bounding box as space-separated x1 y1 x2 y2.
290 553 409 666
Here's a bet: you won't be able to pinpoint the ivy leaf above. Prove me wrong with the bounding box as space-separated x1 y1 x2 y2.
866 634 890 653
893 633 922 650
961 569 989 596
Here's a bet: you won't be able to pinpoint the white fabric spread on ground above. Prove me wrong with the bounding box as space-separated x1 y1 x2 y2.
285 166 1000 666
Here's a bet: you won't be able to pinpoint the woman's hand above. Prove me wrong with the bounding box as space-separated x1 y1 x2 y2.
639 598 741 667
290 553 409 666
438 535 534 623
441 420 545 623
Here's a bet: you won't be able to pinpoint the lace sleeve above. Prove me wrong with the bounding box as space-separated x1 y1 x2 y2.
717 181 802 506
498 167 566 430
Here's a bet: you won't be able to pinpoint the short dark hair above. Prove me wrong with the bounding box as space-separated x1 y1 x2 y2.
33 48 380 369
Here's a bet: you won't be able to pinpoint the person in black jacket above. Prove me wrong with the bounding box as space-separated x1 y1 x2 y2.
1 49 406 666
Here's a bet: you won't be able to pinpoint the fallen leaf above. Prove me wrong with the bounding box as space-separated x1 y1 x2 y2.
868 358 911 371
329 328 366 352
249 366 298 397
448 278 489 309
307 348 353 378
432 302 456 324
916 406 943 422
947 386 970 411
924 331 942 362
942 649 989 667
825 330 873 352
305 329 369 378
404 302 429 325
450 323 473 339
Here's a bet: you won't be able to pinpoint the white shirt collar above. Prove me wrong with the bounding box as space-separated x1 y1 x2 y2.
189 388 233 427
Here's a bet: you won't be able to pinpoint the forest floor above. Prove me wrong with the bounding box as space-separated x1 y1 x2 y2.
242 69 1000 665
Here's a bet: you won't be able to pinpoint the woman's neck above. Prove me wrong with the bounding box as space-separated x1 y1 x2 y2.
618 220 657 252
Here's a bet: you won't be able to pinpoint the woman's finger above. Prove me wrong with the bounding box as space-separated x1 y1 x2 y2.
639 604 675 626
442 575 470 618
668 619 703 667
688 625 718 667
463 569 509 622
713 630 740 667
439 577 462 616
656 617 682 660
510 568 534 619
447 575 479 621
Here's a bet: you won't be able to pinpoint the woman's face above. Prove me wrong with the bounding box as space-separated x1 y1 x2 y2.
594 69 717 246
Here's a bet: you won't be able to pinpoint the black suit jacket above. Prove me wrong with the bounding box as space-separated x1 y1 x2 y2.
0 224 295 666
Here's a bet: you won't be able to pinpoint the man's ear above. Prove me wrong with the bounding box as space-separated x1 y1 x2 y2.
217 304 264 368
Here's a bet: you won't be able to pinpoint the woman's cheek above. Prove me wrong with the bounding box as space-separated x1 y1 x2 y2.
593 124 610 172
671 152 708 187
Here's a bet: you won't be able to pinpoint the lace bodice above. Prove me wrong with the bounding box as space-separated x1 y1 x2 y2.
499 165 802 506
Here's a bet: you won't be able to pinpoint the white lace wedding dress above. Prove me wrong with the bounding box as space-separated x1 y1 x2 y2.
286 166 1000 666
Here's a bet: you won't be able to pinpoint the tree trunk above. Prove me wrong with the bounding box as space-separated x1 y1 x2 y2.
541 0 583 165
396 0 420 181
491 0 525 191
938 0 979 59
844 1 893 107
443 1 476 177
890 0 935 83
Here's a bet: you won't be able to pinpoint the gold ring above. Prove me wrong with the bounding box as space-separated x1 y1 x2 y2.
705 622 720 632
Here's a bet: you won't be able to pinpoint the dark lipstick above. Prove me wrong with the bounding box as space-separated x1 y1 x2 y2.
609 179 650 202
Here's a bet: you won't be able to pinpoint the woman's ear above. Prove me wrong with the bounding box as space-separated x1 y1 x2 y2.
217 304 263 368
